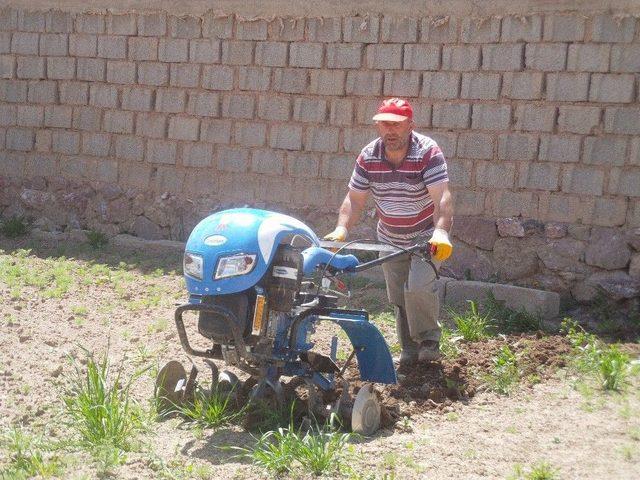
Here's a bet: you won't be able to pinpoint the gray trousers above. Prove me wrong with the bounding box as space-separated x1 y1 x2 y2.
381 252 441 354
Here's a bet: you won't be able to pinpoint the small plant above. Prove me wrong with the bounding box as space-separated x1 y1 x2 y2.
484 292 541 333
1 215 29 238
449 300 494 341
170 386 244 429
439 324 462 358
597 344 630 391
486 345 520 394
86 230 109 249
0 426 63 478
509 461 560 480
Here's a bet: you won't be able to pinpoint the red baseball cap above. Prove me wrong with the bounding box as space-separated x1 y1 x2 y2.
372 98 413 122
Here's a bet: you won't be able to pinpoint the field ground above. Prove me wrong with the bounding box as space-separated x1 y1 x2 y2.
0 234 639 479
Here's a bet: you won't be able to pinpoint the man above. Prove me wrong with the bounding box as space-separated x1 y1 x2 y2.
325 98 454 363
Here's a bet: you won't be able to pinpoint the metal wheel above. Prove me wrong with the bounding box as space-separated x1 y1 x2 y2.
155 360 187 410
351 383 381 436
217 369 241 394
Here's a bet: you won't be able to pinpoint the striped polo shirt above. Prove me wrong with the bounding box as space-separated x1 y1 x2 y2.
348 131 449 247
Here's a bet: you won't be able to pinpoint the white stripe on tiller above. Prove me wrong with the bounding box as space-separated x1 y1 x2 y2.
272 266 298 280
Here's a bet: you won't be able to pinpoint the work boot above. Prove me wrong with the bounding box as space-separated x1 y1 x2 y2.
418 340 441 362
398 350 418 366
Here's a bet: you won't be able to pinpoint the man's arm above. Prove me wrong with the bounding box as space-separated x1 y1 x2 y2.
325 189 369 240
428 182 453 232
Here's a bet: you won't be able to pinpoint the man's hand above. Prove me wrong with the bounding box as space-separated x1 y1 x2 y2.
324 226 348 242
428 228 452 262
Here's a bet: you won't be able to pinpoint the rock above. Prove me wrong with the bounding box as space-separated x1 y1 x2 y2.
585 228 632 270
629 253 640 279
567 224 591 241
103 196 131 224
452 216 497 250
20 189 53 209
493 238 541 280
522 219 544 236
583 271 640 301
544 222 567 239
132 216 164 240
48 176 69 192
497 217 524 237
66 229 89 243
49 365 63 378
441 241 495 281
24 176 47 191
536 238 589 273
61 191 89 214
101 183 123 201
627 228 640 251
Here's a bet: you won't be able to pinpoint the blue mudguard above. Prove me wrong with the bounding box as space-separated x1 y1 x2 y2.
301 247 359 276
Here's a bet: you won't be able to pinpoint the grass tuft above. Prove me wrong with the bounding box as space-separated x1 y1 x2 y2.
86 230 109 249
0 426 63 478
486 345 520 394
483 292 542 333
1 215 29 238
449 300 494 341
170 386 245 429
509 461 561 480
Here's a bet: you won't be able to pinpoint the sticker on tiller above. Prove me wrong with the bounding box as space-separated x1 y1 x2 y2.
272 266 298 280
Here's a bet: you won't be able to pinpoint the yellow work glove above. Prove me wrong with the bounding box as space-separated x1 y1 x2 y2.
323 226 348 242
428 228 453 262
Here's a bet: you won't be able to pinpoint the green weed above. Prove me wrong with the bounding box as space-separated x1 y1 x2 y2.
439 324 462 358
0 426 63 478
1 215 29 238
86 230 109 249
170 386 244 429
598 345 630 391
449 300 494 341
483 292 542 333
509 461 560 480
486 345 520 394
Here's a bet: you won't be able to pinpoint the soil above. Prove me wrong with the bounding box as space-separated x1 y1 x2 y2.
1 234 639 479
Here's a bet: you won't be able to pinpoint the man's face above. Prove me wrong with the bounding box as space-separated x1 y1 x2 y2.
375 119 413 152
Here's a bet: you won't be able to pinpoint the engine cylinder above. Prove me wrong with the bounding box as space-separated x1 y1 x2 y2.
265 245 303 312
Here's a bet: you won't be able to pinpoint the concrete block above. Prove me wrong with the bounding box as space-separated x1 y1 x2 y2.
187 92 219 118
562 165 605 195
46 57 75 80
168 116 199 141
293 97 327 123
355 98 381 125
432 103 470 129
518 162 560 190
170 63 200 88
589 74 635 103
457 132 493 159
106 60 136 84
128 37 157 61
0 53 11 80
318 154 352 181
16 56 45 79
137 62 168 86
0 80 27 103
255 41 287 67
267 18 305 41
343 16 379 43
546 73 589 102
34 130 51 152
72 106 102 131
168 15 201 39
515 105 556 132
39 33 67 56
567 43 610 72
43 105 72 128
237 66 269 91
106 13 136 35
81 132 110 156
343 127 377 153
216 146 249 172
137 13 166 37
538 135 581 163
221 93 254 119
610 45 640 73
475 161 516 188
17 10 45 32
501 15 542 42
381 17 418 43
146 140 177 164
307 18 342 42
557 106 601 134
310 70 345 96
52 130 80 154
329 98 353 126
77 58 105 81
403 44 440 71
234 121 266 147
273 68 308 94
45 11 72 33
103 110 133 134
460 73 500 99
202 14 233 39
345 70 383 96
97 35 127 59
383 71 421 97
453 190 485 215
481 43 524 71
189 39 220 63
609 168 640 197
502 72 543 100
421 16 458 43
411 101 432 127
590 197 628 227
442 45 481 71
591 14 635 43
6 127 34 151
0 32 11 54
421 72 460 99
0 104 15 126
114 135 144 161
27 80 56 104
258 95 290 121
0 7 17 31
269 124 302 150
159 38 188 62
539 193 586 223
304 127 340 153
289 43 323 68
461 17 501 43
543 14 586 42
201 65 232 90
429 133 457 158
365 43 401 69
11 32 39 55
327 43 362 69
17 105 43 126
120 87 152 112
89 84 118 108
287 152 319 177
155 88 186 113
251 150 284 175
200 119 231 143
236 19 268 40
583 136 628 166
490 190 537 218
447 159 472 187
181 142 213 167
630 138 640 166
471 104 511 130
221 40 253 65
525 43 567 71
604 107 640 134
498 133 538 161
76 13 105 34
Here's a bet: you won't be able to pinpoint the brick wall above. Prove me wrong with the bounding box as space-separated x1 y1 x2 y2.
0 5 639 301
